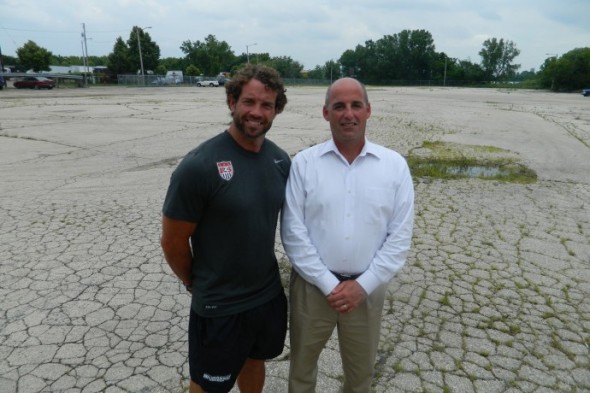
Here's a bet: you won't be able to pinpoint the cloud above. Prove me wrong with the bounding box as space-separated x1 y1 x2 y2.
1 0 588 71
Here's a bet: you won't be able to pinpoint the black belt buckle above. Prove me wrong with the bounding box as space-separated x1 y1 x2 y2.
331 271 361 282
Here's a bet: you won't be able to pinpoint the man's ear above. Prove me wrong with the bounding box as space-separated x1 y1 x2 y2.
228 96 236 113
322 105 329 121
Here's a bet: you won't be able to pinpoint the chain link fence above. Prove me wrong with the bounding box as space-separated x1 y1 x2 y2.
116 74 221 87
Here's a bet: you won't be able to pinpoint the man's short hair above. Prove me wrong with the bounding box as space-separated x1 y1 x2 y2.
225 64 288 114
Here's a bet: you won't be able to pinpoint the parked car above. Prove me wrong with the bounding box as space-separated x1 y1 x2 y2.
196 78 219 87
14 76 56 89
217 77 231 86
151 77 167 85
582 88 590 97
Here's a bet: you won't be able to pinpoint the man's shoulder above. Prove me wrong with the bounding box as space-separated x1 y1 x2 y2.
293 139 331 161
197 131 230 151
173 132 229 173
263 138 290 160
182 132 229 159
366 140 405 162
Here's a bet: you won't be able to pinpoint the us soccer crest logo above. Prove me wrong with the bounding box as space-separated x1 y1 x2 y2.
217 161 234 181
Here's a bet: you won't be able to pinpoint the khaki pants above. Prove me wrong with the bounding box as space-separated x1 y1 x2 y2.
288 271 388 393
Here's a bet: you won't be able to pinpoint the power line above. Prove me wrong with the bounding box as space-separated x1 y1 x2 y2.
1 26 127 35
0 24 19 47
1 26 77 34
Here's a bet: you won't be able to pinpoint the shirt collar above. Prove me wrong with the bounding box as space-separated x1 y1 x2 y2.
320 138 382 160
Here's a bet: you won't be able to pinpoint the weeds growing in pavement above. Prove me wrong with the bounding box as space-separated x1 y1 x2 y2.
407 141 537 183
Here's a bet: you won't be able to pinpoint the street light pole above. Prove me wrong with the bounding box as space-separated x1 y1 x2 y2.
137 26 152 84
545 53 558 91
246 43 257 64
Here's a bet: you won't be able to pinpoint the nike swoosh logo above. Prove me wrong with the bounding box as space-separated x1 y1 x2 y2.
274 159 284 164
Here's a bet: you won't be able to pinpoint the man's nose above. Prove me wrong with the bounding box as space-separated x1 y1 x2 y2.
250 104 264 117
342 105 354 117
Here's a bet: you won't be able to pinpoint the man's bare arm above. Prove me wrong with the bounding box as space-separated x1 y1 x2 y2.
160 215 197 287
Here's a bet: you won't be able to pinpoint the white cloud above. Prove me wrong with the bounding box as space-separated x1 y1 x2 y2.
1 0 588 71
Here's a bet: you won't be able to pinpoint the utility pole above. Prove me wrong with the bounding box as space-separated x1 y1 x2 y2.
137 26 152 85
443 56 447 87
81 23 89 87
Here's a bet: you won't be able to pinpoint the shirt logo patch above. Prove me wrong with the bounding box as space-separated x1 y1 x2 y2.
217 161 234 181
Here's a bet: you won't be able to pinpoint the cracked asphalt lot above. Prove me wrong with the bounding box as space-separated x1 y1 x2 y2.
0 86 589 392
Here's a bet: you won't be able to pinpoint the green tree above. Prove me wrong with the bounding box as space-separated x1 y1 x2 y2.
338 29 436 83
107 37 131 75
266 56 304 78
235 51 271 67
51 55 108 67
393 29 437 80
127 26 160 74
16 40 52 72
307 60 341 81
479 38 520 81
356 39 378 81
453 59 485 83
307 65 324 80
323 60 342 81
155 64 167 75
185 64 201 76
339 47 362 77
1 53 18 70
541 48 590 91
159 57 188 73
180 35 235 76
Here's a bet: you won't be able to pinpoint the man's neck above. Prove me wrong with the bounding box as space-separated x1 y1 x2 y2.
227 125 265 153
334 140 364 164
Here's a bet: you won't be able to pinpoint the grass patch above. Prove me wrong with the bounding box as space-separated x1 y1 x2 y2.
407 141 537 183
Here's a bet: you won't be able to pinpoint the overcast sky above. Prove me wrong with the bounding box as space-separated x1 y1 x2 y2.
1 0 588 72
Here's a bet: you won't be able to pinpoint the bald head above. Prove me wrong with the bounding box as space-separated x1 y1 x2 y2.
325 77 369 107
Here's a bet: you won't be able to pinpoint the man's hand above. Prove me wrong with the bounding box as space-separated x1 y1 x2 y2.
327 280 367 314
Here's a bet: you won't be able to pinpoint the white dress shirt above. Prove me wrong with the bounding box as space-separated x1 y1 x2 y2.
281 138 414 296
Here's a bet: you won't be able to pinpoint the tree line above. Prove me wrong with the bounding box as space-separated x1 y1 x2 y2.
5 27 589 91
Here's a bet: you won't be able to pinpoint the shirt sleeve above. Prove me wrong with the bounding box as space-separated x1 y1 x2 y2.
280 154 341 296
356 160 414 295
162 154 207 223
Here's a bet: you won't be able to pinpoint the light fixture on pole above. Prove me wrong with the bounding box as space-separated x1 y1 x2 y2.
545 53 558 60
137 26 152 83
246 43 257 64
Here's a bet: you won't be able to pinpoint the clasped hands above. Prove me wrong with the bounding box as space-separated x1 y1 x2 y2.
327 280 367 314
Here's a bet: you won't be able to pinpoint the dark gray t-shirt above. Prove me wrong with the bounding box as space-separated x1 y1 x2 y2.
163 131 290 317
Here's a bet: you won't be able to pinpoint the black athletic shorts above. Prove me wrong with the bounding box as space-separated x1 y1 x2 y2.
188 291 288 393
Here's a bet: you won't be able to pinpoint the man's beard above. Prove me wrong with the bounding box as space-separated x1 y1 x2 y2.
233 113 273 139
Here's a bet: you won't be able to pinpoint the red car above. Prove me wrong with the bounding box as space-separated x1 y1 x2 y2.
14 76 56 89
